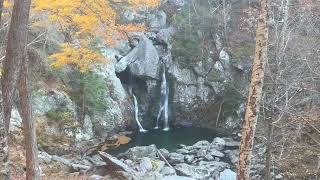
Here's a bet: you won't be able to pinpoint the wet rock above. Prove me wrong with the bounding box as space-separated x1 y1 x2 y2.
219 169 236 180
122 144 158 160
196 149 207 157
204 154 214 161
159 148 170 159
169 153 185 164
211 137 226 151
184 155 195 164
192 141 210 149
208 149 225 158
139 157 153 172
160 166 176 176
176 148 190 154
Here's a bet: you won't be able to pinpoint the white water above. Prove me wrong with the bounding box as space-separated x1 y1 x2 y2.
132 93 147 133
154 64 170 131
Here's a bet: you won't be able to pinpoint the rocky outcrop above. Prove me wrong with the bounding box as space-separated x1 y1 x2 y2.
109 0 251 131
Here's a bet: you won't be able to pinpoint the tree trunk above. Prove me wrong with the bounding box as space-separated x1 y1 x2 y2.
0 0 3 23
0 104 10 180
18 59 40 180
0 0 32 179
237 0 269 179
265 117 273 180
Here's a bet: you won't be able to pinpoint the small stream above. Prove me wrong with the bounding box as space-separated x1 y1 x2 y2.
108 127 228 155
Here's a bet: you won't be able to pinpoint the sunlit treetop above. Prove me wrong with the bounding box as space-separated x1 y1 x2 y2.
32 0 160 72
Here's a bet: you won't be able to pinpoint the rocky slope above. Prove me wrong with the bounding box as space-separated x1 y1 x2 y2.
10 0 254 144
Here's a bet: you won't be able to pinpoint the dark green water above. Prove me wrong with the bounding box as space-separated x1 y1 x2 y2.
108 127 228 155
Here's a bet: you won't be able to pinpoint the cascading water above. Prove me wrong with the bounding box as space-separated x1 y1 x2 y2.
155 64 170 131
132 93 147 132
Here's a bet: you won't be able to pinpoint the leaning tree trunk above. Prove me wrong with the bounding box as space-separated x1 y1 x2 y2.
0 1 8 179
0 0 32 179
18 59 40 179
0 0 3 23
237 0 269 179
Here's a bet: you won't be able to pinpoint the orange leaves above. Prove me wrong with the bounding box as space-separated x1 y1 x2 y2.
33 0 160 72
49 43 104 72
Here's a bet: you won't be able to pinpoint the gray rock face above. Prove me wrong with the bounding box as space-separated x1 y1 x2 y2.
115 36 160 79
219 169 236 180
32 88 76 117
147 10 167 31
90 65 133 137
123 144 158 160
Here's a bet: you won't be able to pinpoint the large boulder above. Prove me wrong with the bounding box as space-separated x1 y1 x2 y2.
88 66 133 137
32 88 76 117
115 36 160 79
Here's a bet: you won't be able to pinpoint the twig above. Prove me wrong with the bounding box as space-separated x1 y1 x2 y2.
156 149 174 170
216 100 224 127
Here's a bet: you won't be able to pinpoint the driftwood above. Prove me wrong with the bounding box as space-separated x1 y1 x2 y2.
98 151 138 175
156 149 174 170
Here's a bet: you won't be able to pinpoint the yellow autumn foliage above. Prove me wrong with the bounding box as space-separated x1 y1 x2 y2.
49 43 104 73
33 0 160 72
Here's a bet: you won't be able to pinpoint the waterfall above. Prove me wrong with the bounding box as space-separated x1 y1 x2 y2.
155 64 170 131
132 93 147 132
